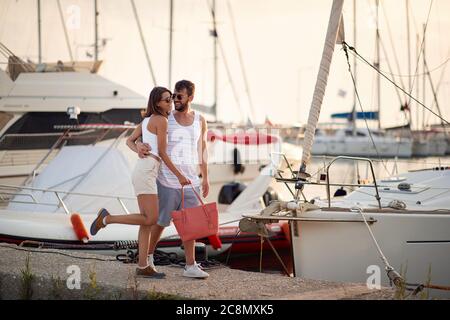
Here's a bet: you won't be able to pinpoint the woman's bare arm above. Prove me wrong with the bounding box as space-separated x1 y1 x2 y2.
126 124 143 154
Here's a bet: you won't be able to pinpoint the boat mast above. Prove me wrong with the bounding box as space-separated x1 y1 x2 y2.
212 0 218 120
169 0 174 88
375 0 381 130
405 0 412 126
94 0 99 61
299 0 345 175
406 0 411 96
416 33 420 130
422 23 426 129
351 0 357 136
56 0 74 63
37 0 42 64
130 0 157 86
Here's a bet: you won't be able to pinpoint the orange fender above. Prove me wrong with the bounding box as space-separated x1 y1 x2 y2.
70 213 89 243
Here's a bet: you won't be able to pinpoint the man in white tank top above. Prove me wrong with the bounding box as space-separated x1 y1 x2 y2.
135 80 210 279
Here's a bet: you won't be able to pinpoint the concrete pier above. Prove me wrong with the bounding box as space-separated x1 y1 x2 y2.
0 243 396 300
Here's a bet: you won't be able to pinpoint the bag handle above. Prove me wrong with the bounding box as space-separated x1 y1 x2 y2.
181 184 205 209
180 184 213 227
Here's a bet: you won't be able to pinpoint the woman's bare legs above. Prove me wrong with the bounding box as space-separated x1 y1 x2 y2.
138 225 152 268
104 207 155 226
121 194 158 268
138 194 158 268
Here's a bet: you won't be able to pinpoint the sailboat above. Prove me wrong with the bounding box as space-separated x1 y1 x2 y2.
311 0 413 158
244 0 450 298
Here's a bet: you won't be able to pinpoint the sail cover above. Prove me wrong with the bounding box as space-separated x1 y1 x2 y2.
300 0 345 173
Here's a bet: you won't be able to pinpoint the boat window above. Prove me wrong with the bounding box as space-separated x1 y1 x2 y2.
0 109 142 150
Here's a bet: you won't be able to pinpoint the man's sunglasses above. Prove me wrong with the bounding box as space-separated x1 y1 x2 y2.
172 93 185 100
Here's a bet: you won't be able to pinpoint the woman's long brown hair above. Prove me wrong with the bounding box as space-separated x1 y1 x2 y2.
143 86 172 118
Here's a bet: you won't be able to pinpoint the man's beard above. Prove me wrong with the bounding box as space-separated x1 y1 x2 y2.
175 102 188 111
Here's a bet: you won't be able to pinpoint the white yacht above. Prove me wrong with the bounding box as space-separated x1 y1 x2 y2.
312 127 413 158
411 130 448 157
0 56 147 184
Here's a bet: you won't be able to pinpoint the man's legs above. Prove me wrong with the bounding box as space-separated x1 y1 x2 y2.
181 186 209 278
183 239 195 265
147 181 179 265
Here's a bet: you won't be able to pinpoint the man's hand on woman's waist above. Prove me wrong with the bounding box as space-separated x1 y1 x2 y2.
136 141 151 159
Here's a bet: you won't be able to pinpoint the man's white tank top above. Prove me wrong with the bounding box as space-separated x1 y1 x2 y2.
142 117 159 157
158 111 201 189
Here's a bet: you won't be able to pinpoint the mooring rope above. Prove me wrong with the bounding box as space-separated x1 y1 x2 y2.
351 207 450 295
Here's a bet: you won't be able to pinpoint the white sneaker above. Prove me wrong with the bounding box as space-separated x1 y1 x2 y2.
183 263 209 279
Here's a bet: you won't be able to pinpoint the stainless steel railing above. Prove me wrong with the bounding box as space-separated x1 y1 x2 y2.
0 183 134 215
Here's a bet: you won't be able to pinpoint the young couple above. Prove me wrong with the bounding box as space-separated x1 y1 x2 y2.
90 80 210 279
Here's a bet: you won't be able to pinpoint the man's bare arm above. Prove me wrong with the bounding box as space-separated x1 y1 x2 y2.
199 115 209 197
126 124 151 158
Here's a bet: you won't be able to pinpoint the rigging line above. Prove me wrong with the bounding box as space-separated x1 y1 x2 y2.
226 0 256 123
423 56 447 131
130 0 157 86
424 47 450 125
205 0 242 115
56 0 74 63
353 207 401 286
378 35 405 106
342 44 391 176
344 42 450 126
420 188 450 203
369 56 450 78
377 25 413 158
406 0 434 111
380 1 407 90
0 0 12 40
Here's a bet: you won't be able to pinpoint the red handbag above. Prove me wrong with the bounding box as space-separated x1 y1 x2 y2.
172 185 219 242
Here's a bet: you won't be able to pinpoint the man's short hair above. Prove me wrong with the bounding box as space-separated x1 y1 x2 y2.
175 80 195 97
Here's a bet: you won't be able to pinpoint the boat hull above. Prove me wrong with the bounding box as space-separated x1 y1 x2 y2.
312 136 413 158
291 209 450 298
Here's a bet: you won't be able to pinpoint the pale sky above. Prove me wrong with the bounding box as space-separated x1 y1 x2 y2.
1 0 449 129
